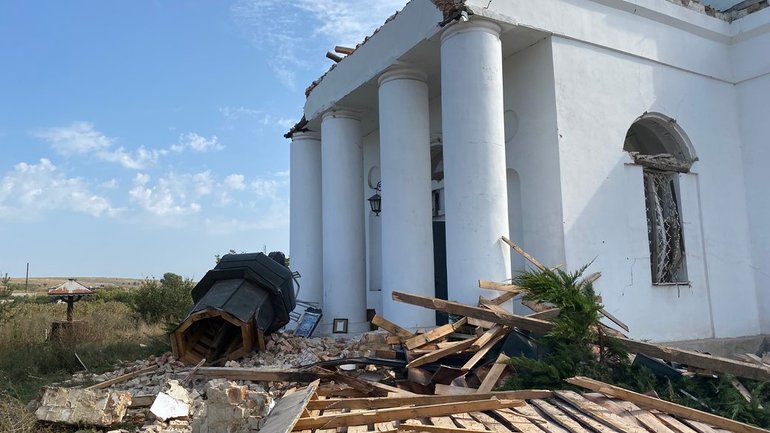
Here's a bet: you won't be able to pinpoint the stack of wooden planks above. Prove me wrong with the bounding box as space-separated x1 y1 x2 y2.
260 376 769 433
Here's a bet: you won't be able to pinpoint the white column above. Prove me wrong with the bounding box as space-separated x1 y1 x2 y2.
289 132 323 307
378 67 436 329
320 108 368 334
441 19 511 306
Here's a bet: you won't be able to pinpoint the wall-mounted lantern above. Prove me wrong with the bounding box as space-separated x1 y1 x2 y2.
368 181 382 216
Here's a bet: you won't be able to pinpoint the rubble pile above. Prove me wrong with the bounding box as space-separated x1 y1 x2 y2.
26 238 770 433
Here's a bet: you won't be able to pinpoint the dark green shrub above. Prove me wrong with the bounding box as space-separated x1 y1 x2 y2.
133 273 193 324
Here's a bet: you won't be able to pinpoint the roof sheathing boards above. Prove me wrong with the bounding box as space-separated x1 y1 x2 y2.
303 0 445 121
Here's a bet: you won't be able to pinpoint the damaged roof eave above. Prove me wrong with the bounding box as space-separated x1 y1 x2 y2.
303 0 445 122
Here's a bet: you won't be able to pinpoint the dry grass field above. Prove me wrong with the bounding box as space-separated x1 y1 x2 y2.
6 276 145 293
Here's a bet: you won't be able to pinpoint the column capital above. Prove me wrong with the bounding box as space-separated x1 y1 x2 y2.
377 66 427 87
291 131 321 141
322 106 362 122
440 18 502 44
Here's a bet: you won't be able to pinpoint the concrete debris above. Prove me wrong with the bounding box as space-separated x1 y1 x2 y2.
149 381 191 421
190 379 273 433
35 387 132 427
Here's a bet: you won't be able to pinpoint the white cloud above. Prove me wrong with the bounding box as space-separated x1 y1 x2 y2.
35 122 166 170
128 173 202 218
35 121 112 155
170 132 224 153
251 178 280 199
224 174 247 191
0 159 118 220
97 146 165 169
231 0 407 88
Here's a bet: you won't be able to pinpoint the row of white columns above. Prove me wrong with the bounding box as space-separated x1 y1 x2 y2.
289 18 510 332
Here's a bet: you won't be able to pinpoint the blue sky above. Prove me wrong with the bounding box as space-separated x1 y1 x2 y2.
0 0 406 279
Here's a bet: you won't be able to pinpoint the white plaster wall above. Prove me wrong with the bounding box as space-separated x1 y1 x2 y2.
551 36 760 341
363 131 383 314
502 39 566 272
734 20 770 333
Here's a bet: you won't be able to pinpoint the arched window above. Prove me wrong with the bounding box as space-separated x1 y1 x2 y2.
625 113 696 285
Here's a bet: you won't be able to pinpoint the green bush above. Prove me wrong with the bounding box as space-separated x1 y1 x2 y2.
88 286 137 305
133 273 193 324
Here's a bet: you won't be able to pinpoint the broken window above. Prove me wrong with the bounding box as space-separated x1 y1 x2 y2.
625 113 696 285
643 169 686 284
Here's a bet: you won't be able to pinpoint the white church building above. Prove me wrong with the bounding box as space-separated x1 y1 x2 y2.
286 0 770 342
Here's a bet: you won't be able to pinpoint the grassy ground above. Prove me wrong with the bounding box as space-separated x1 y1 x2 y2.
0 295 169 433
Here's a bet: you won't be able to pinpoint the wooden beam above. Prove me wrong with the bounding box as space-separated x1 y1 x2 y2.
618 339 770 381
501 236 546 271
470 324 508 351
399 423 485 432
307 391 544 411
487 290 519 306
334 45 355 55
598 307 629 332
292 398 524 430
527 308 561 321
393 291 554 334
394 291 770 381
193 367 318 383
86 365 159 390
477 353 510 393
566 376 770 433
404 318 468 350
478 280 526 294
407 337 479 368
553 390 648 433
462 333 507 371
372 314 415 339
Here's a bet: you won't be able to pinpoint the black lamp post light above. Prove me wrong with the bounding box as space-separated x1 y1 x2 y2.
368 181 382 216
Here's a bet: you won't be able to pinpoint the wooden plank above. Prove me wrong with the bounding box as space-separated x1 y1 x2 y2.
652 411 702 433
471 324 508 351
463 333 507 371
429 416 460 429
392 291 554 334
400 422 483 432
609 400 677 433
479 280 527 294
86 365 159 390
193 367 318 382
682 419 721 433
494 408 549 433
477 353 510 393
528 308 561 321
321 368 389 397
394 291 770 382
566 376 770 433
502 236 547 271
467 317 496 329
479 301 512 315
554 390 649 433
617 340 770 382
598 307 629 333
371 314 415 338
514 403 571 433
261 380 319 433
306 391 539 411
547 398 620 433
529 399 592 433
404 318 468 350
487 290 519 306
407 337 479 368
292 399 524 430
451 413 489 430
470 410 511 432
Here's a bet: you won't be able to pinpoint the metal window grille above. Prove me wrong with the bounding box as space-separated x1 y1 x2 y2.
643 169 686 284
